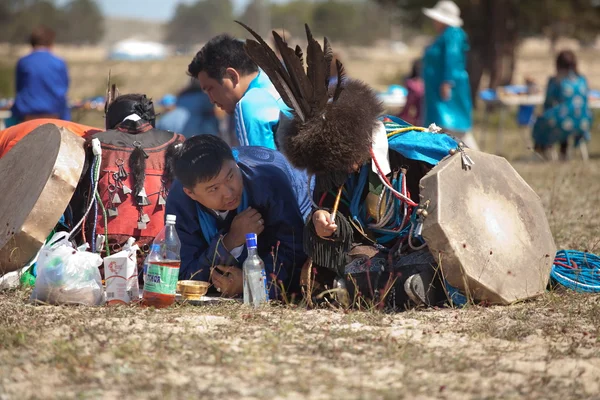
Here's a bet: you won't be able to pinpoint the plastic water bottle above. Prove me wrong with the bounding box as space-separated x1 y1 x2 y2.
142 214 181 308
243 233 269 307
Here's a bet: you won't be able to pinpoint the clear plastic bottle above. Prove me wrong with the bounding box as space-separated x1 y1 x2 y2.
142 214 181 308
243 233 269 307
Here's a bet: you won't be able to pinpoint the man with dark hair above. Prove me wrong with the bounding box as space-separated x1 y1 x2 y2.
165 135 311 299
10 26 70 125
187 34 288 149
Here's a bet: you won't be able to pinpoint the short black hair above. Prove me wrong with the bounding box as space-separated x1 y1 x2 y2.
174 134 234 188
556 50 578 74
105 94 156 130
30 25 55 47
409 58 422 80
187 34 258 82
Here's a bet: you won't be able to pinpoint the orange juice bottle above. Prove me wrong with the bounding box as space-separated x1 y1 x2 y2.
142 214 181 308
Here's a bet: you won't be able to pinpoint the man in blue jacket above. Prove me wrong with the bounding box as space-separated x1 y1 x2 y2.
187 34 288 149
11 26 70 124
165 135 311 299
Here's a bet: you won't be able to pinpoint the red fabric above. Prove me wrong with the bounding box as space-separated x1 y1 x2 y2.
95 133 183 242
0 119 101 158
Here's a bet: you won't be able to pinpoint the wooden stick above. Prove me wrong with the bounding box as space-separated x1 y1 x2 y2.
330 185 343 223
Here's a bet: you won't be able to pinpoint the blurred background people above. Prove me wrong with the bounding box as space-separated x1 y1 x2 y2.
422 1 478 149
10 26 70 126
156 81 219 138
397 58 424 126
532 50 592 159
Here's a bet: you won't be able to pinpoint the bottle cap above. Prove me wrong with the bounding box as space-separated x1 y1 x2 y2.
245 233 257 248
166 214 176 224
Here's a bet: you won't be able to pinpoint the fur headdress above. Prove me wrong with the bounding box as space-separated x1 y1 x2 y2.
236 22 384 189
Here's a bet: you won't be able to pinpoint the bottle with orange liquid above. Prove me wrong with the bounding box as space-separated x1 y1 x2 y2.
142 214 181 308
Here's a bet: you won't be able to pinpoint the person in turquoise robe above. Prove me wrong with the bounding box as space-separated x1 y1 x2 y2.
532 50 593 158
422 1 478 149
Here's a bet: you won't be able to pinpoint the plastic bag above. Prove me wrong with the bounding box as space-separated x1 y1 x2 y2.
30 232 104 306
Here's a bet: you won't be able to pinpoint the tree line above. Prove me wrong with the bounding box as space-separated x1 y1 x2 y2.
0 0 104 45
166 0 392 47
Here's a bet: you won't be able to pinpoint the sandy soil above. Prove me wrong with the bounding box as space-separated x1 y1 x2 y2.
1 159 600 400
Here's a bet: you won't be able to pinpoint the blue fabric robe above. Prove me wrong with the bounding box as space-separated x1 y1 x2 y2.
165 146 312 299
12 50 70 121
532 73 593 147
234 70 290 149
423 27 472 133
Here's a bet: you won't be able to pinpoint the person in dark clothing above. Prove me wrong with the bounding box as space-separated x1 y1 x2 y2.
165 135 311 299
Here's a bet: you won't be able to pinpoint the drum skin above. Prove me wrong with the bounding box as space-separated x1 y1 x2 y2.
0 124 85 274
420 149 557 304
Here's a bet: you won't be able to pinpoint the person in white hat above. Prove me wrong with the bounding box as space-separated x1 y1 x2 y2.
422 1 479 150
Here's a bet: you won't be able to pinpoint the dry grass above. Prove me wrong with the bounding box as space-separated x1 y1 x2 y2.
2 46 600 399
2 149 600 399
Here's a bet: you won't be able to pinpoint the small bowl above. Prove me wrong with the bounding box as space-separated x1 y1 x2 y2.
177 280 210 300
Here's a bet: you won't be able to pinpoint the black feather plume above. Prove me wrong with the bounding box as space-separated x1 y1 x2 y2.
236 20 307 122
304 24 328 113
333 60 345 102
295 45 304 65
272 31 312 114
323 37 333 87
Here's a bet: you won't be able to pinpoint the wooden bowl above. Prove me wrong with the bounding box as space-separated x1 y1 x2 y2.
177 280 210 300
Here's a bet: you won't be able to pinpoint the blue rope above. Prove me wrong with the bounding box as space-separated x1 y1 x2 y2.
551 250 600 292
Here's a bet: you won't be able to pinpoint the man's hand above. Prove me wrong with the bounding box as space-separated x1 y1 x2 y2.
223 207 264 250
440 82 452 100
211 265 243 297
313 210 338 238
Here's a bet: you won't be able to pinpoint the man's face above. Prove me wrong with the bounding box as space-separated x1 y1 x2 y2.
197 71 239 114
183 159 243 211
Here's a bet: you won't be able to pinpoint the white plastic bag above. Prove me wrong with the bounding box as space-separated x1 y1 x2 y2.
30 232 104 306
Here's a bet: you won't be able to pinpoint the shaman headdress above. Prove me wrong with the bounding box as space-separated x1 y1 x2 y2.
103 71 156 130
236 22 384 190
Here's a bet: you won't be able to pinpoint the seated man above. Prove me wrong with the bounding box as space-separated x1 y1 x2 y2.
165 135 312 299
187 34 288 149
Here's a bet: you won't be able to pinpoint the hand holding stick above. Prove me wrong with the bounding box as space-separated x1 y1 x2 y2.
330 185 343 223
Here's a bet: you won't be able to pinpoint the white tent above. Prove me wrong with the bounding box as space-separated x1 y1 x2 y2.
108 39 168 61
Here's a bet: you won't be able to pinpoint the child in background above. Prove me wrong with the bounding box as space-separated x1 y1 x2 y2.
398 59 424 126
532 50 592 159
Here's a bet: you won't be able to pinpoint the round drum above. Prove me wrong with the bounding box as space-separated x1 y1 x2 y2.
0 124 86 274
420 149 556 305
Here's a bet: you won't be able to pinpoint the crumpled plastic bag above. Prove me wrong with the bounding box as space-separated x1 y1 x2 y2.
30 232 104 306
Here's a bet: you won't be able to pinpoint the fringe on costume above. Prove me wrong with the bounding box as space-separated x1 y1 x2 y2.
304 212 353 276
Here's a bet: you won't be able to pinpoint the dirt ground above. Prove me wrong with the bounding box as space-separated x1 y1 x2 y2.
2 40 600 399
1 156 600 400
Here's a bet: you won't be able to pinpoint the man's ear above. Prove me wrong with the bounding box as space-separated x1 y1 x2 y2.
225 67 241 88
183 187 195 199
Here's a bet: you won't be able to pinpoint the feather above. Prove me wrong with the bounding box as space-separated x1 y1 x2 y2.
333 60 345 102
272 31 312 115
236 20 307 122
323 37 333 87
295 45 304 65
243 39 306 122
304 24 329 113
